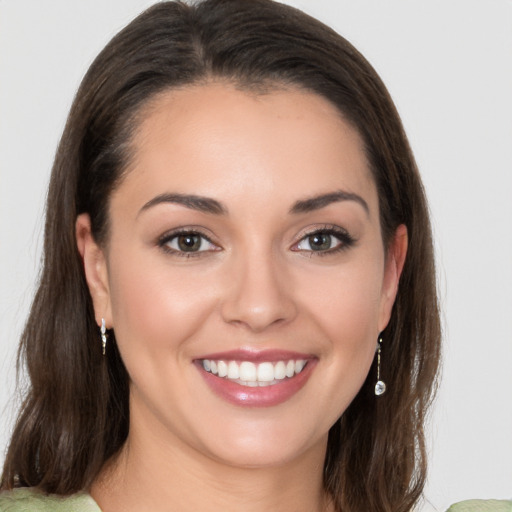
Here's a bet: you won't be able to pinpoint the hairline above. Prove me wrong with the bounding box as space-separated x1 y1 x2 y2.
98 76 385 250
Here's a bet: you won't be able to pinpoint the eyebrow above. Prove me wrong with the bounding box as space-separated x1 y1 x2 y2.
138 189 369 218
138 193 227 216
290 190 369 215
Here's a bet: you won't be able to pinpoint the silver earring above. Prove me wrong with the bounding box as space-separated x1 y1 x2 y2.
375 336 386 396
101 318 107 356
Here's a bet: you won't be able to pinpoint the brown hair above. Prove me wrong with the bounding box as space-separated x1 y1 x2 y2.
1 1 441 511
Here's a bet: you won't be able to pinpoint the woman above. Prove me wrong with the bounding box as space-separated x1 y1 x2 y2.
0 1 507 511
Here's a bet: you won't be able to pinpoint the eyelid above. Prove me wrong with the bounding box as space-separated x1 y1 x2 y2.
291 224 356 254
157 226 222 256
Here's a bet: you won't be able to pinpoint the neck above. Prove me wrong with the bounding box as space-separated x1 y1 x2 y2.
91 409 332 512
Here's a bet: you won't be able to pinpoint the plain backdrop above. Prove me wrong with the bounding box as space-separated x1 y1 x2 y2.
0 1 511 510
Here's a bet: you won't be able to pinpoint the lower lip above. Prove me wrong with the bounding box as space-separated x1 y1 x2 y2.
196 360 316 407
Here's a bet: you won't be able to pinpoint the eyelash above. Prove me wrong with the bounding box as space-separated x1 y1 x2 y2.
157 225 356 258
292 225 356 256
158 228 219 258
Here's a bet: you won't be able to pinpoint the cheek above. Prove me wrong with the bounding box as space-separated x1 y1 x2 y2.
300 260 384 338
107 252 219 358
295 259 384 390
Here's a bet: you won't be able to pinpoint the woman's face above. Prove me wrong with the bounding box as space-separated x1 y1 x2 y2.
79 83 405 469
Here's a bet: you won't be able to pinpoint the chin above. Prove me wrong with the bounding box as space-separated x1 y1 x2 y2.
192 414 330 470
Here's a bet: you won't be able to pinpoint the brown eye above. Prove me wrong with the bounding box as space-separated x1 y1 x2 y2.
177 234 202 252
296 232 342 252
307 233 333 251
293 227 355 255
162 231 218 254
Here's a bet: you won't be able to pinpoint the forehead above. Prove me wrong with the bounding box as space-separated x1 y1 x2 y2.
115 82 377 216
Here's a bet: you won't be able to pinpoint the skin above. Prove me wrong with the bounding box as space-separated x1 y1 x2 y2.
76 83 407 512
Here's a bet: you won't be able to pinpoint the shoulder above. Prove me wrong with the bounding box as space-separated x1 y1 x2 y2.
0 488 101 512
447 500 512 512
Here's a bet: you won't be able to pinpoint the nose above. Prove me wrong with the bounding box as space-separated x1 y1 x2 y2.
220 250 297 333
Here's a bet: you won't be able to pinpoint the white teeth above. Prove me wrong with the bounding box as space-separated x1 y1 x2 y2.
201 358 308 385
257 362 275 382
239 361 257 381
227 361 239 379
274 361 286 380
217 360 228 377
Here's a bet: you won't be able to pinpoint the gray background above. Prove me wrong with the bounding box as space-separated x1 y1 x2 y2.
1 1 511 510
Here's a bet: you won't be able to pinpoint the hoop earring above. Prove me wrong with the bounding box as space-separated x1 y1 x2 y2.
375 336 386 396
100 318 107 356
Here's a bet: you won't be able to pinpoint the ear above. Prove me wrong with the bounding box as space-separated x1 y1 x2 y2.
378 224 408 331
76 213 112 328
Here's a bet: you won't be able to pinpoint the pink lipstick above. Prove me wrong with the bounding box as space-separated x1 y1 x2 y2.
195 349 317 407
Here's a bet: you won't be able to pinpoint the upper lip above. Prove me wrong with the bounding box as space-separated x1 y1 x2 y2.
194 348 315 363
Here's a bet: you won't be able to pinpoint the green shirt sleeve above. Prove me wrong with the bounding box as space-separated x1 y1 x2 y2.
447 500 512 512
0 488 101 512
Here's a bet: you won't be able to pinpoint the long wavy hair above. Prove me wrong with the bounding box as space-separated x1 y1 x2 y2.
1 1 441 511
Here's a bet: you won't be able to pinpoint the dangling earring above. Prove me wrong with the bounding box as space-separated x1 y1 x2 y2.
374 336 386 396
100 318 107 356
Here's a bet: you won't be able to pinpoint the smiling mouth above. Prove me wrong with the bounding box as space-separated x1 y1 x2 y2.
200 359 308 387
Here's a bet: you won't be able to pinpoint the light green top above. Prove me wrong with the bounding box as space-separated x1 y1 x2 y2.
0 488 511 511
0 489 101 512
446 500 512 512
